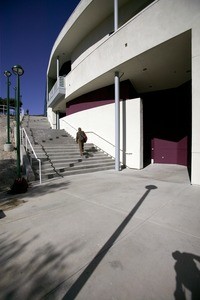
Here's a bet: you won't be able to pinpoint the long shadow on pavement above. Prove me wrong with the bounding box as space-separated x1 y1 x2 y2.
62 184 158 299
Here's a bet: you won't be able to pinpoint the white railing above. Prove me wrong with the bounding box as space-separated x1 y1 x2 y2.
0 104 16 115
49 76 65 100
0 105 25 120
21 128 42 184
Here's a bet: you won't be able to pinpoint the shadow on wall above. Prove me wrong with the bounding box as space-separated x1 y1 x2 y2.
172 250 200 300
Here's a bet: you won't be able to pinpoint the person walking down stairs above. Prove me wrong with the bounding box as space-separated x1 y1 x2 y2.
76 127 87 156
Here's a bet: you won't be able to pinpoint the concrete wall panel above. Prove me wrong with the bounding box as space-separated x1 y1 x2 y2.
60 98 143 169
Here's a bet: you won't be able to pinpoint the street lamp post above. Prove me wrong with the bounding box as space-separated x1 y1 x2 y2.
12 65 24 178
3 70 14 152
13 87 17 120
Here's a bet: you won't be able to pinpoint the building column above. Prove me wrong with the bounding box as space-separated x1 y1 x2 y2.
56 111 60 130
57 56 60 80
191 23 200 185
115 71 120 171
114 0 120 171
114 0 118 31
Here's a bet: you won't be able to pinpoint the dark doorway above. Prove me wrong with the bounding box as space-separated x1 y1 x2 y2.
142 81 191 168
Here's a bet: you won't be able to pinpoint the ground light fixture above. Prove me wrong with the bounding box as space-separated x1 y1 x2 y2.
3 70 14 152
12 65 24 178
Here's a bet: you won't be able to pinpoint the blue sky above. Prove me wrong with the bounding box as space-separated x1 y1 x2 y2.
0 0 80 115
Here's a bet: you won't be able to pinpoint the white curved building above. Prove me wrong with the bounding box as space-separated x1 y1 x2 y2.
46 0 200 185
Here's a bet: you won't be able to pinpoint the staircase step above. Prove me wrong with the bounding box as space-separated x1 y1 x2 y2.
40 157 114 170
32 153 113 167
38 164 115 180
41 155 113 165
33 143 94 149
41 160 115 173
22 116 115 182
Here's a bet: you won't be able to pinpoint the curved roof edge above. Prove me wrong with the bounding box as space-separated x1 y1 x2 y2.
47 0 92 74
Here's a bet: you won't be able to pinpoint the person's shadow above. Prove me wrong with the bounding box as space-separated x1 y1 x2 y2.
172 250 200 300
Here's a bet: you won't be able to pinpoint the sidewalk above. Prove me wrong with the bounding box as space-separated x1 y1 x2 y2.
0 164 200 300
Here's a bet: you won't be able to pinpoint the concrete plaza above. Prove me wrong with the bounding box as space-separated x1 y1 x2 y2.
0 164 200 299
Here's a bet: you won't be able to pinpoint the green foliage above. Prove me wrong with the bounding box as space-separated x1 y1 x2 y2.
0 97 23 107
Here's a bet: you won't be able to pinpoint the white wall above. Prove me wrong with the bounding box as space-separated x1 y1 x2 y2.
47 107 56 129
72 15 113 69
71 0 147 70
60 98 143 169
123 98 143 169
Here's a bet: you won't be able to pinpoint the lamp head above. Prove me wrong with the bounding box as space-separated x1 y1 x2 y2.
4 70 12 78
12 65 24 76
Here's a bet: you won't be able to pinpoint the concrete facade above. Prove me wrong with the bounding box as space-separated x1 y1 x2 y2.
46 0 200 185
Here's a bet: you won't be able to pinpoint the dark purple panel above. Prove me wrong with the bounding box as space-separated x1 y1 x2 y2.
153 138 177 164
67 99 114 115
177 136 187 165
66 80 137 115
152 136 188 166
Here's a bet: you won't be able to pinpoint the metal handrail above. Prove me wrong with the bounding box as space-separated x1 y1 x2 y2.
61 119 125 152
86 131 115 149
61 119 77 132
21 128 42 184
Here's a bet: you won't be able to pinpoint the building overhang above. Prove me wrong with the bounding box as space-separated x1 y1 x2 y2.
47 0 152 79
51 30 191 113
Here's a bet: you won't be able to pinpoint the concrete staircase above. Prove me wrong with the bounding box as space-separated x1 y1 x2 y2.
22 116 115 181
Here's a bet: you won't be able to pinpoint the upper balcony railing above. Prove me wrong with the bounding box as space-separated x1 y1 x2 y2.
48 76 65 107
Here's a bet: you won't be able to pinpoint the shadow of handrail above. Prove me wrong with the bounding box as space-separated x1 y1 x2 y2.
86 131 115 148
62 184 157 299
60 120 77 133
60 119 126 154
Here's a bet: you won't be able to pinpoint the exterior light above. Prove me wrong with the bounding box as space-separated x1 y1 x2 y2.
12 64 24 178
4 70 12 78
12 65 24 76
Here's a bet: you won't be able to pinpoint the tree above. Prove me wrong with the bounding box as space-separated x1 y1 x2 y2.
0 97 23 107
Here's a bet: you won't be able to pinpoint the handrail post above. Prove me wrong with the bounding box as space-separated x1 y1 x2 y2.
39 159 42 184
